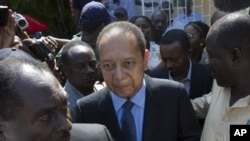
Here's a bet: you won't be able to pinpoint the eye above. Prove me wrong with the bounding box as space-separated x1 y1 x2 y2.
124 60 134 68
89 61 97 68
38 114 51 122
103 63 114 70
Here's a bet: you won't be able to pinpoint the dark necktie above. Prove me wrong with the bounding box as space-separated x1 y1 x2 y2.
121 100 137 141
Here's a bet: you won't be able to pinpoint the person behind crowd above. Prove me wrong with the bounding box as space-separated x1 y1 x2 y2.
61 40 101 122
175 0 203 26
55 1 112 84
113 7 128 21
151 10 169 45
131 16 161 71
191 11 250 141
149 29 213 99
75 21 201 141
72 0 102 32
184 21 209 63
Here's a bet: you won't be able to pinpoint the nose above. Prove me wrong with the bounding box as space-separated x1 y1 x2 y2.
86 65 95 74
57 111 72 132
113 66 125 80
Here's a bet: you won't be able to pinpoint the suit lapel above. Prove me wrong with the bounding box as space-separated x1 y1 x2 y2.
189 62 200 99
98 88 121 141
142 75 164 141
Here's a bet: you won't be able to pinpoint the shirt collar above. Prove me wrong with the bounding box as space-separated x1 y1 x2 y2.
111 79 146 112
64 79 84 97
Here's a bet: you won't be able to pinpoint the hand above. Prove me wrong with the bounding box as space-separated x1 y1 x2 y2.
42 36 58 53
0 9 15 49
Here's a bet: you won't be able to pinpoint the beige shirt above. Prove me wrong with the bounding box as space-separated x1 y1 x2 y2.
192 81 250 141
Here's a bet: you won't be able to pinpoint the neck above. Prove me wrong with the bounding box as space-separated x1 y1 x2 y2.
171 62 190 82
78 87 94 96
230 84 250 106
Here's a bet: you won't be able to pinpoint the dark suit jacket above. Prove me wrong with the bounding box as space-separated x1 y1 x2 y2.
75 75 201 141
70 123 113 141
148 62 213 99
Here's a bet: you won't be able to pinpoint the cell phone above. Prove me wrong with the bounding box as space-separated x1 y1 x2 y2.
0 4 8 27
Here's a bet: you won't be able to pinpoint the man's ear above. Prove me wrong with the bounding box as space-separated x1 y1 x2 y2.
0 117 6 141
144 49 149 71
231 48 241 65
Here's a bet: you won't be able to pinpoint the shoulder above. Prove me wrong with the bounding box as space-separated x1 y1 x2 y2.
70 123 113 141
145 75 185 93
148 67 168 78
77 87 109 106
192 62 211 75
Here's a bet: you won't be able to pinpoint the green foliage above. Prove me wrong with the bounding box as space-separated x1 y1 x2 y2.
6 0 74 39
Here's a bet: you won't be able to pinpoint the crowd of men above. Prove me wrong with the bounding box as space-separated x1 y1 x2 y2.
1 0 250 141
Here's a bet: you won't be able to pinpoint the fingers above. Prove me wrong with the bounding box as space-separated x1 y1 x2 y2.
42 36 58 53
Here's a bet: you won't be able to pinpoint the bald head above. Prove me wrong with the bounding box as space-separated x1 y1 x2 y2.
210 10 229 25
208 12 250 54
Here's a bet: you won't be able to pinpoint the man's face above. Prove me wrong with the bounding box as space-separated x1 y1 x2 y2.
160 41 190 78
2 67 72 141
64 45 97 91
206 32 233 87
134 17 153 41
151 12 169 37
99 34 147 99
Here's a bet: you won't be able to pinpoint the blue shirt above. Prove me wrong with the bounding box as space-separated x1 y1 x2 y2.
111 80 146 141
169 60 192 95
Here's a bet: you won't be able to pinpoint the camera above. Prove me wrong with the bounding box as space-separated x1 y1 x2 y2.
0 4 8 27
28 37 54 62
12 12 29 31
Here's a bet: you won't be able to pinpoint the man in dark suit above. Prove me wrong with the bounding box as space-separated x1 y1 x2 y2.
75 21 201 141
70 123 113 141
149 29 213 99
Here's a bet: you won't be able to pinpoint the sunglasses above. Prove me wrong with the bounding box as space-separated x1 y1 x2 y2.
186 32 201 39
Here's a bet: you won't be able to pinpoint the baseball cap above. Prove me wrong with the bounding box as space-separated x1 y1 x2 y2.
0 47 33 61
114 7 128 17
80 1 111 26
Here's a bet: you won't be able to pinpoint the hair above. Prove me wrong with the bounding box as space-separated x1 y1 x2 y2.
0 57 50 120
128 16 138 23
185 21 210 38
97 21 146 57
61 40 93 65
130 16 153 29
161 29 190 51
210 12 250 55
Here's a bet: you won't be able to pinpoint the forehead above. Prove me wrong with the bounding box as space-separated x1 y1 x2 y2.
99 33 142 60
68 45 94 57
135 17 150 24
161 41 183 53
14 65 67 111
184 24 200 33
152 12 167 21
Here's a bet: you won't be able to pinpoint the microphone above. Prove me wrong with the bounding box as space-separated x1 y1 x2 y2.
213 0 250 12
